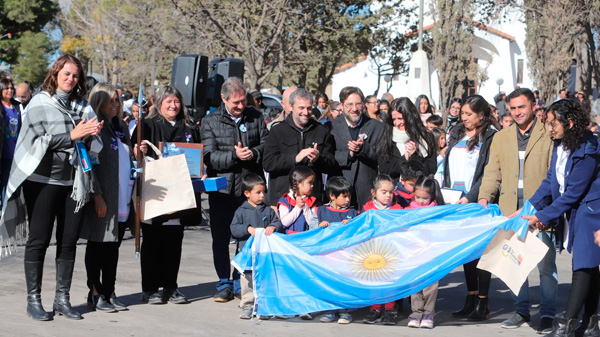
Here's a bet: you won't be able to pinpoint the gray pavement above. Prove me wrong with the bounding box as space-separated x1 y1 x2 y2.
0 225 573 337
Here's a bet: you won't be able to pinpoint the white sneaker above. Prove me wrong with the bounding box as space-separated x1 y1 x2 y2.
338 313 352 324
420 313 434 329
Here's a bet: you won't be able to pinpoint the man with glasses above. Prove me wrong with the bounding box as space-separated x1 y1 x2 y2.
330 86 383 208
478 88 556 334
364 95 381 121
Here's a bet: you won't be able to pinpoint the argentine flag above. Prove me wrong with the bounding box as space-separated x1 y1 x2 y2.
232 203 532 316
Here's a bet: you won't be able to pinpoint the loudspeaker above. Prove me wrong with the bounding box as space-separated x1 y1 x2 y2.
171 54 208 108
206 58 245 108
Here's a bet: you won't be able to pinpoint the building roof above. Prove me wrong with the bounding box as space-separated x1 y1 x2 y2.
335 19 515 73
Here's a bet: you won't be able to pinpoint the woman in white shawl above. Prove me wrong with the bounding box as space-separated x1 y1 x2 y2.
0 55 103 321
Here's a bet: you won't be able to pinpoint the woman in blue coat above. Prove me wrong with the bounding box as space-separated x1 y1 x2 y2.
523 99 600 337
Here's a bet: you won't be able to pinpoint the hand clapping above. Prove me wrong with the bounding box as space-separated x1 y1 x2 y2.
234 142 254 161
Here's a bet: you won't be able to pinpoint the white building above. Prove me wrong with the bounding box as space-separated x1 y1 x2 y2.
329 5 533 110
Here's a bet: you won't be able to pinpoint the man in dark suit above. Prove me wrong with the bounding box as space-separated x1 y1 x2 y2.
329 86 383 208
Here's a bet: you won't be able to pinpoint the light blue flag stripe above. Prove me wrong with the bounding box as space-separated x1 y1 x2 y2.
233 202 535 316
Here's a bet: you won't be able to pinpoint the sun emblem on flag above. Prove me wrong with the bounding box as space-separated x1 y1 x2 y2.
348 239 401 282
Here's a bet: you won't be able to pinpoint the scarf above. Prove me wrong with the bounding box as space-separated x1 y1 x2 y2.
446 114 459 132
392 128 428 157
0 92 100 258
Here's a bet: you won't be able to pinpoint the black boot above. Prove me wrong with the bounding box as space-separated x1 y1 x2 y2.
24 261 51 321
545 316 576 337
53 259 82 320
468 296 490 321
452 294 477 318
575 314 599 337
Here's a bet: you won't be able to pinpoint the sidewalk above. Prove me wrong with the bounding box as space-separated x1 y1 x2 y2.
0 225 571 337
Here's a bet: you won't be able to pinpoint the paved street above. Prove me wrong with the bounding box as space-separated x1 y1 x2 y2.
0 222 572 337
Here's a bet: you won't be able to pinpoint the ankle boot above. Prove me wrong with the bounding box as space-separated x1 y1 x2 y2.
53 259 82 320
545 316 576 337
24 261 51 321
575 314 599 337
467 297 490 321
452 294 477 318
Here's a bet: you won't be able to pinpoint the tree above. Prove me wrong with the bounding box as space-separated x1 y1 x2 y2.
280 1 381 94
172 0 314 91
512 0 600 100
365 2 417 97
10 31 52 86
429 0 497 111
1 0 58 79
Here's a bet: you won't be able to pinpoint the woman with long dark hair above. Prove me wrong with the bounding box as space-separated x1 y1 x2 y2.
133 85 200 305
523 99 600 337
378 97 436 182
1 54 103 321
444 95 497 321
415 94 434 126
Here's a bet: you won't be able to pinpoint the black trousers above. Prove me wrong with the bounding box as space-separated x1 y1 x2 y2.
85 221 127 298
23 181 83 262
565 267 600 319
463 259 492 297
208 193 244 284
140 223 184 292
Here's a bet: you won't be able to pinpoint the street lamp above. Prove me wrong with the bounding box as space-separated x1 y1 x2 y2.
1 33 12 40
496 78 504 93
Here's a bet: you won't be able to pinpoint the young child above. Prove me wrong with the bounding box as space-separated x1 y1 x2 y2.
317 176 359 324
230 173 283 320
431 127 447 186
315 176 358 229
394 160 425 208
406 175 445 329
362 174 403 325
277 166 318 234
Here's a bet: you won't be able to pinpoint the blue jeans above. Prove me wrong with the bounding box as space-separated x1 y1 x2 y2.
512 230 558 318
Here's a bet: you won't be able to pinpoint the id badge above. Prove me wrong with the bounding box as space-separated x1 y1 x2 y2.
76 141 92 172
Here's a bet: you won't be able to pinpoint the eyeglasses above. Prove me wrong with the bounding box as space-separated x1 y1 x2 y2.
343 102 364 109
332 109 343 112
2 87 14 91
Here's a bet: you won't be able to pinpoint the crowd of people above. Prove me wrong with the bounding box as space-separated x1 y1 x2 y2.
1 54 600 337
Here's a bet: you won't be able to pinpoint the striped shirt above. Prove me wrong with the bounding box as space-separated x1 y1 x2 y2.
516 119 536 208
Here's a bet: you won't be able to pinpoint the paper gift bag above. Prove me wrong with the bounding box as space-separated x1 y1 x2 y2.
477 229 548 295
140 142 197 221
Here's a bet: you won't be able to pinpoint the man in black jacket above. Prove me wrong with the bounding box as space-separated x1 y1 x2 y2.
263 88 337 205
200 77 268 303
330 86 383 209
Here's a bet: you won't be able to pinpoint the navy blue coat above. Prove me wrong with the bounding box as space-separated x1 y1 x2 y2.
530 132 600 270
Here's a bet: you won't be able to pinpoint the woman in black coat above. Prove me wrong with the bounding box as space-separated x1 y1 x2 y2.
444 95 497 321
378 97 437 183
133 86 200 305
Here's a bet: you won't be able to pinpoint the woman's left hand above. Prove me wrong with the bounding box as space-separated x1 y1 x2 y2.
522 214 545 230
94 195 107 218
134 141 148 157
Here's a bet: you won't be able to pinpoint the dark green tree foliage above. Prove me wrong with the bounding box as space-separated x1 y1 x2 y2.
0 0 59 82
10 31 52 85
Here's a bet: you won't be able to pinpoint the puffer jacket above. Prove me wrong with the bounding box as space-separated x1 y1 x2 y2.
200 105 267 197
